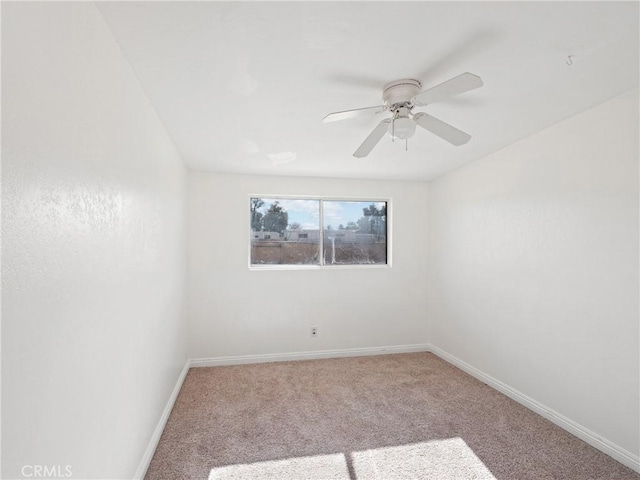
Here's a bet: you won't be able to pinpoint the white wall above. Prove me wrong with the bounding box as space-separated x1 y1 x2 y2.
427 88 639 458
2 3 188 478
189 173 429 359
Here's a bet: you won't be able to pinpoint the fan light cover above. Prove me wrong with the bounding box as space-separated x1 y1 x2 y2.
390 116 416 140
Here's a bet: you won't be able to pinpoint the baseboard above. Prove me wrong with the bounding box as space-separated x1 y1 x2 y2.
133 359 190 480
428 344 640 474
189 343 432 368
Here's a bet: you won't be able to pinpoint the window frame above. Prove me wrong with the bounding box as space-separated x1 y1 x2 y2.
248 194 392 270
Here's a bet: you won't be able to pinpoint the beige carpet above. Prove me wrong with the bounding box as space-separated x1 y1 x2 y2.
146 353 639 479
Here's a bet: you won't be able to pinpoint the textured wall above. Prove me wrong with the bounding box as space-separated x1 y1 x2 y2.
2 3 188 478
427 88 639 457
188 173 429 359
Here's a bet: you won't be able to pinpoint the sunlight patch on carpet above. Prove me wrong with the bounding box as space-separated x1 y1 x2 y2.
351 437 496 480
208 438 495 480
208 453 350 480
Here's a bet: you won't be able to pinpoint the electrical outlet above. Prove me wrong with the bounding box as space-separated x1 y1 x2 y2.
310 327 318 337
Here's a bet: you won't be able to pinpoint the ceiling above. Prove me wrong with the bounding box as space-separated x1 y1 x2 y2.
97 2 639 181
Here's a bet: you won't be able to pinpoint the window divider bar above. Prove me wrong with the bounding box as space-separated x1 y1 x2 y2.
319 199 324 266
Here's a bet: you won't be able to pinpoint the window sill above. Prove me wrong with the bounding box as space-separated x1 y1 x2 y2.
249 263 391 271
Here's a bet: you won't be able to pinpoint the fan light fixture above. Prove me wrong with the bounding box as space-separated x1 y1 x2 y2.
390 116 416 140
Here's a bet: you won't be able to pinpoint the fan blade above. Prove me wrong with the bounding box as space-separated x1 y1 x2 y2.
323 105 386 123
412 73 483 106
353 119 391 158
414 113 471 146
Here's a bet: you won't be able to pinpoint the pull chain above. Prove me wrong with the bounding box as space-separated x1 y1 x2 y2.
391 113 396 142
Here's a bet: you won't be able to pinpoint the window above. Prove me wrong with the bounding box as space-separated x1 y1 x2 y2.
250 197 388 267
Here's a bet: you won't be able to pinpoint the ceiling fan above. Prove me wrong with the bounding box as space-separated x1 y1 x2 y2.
323 72 483 158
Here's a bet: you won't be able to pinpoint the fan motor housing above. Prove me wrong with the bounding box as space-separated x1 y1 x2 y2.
383 79 422 108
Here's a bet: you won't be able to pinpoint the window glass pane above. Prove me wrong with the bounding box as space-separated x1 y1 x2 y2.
250 197 320 265
322 201 387 265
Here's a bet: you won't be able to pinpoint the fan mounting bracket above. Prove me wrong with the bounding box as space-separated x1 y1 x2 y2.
383 79 422 108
